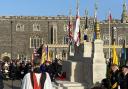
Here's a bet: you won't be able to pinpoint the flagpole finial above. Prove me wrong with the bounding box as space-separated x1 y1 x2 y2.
76 0 80 12
69 8 72 17
85 9 88 29
95 21 100 39
85 8 88 17
123 0 127 9
94 0 98 21
94 0 98 10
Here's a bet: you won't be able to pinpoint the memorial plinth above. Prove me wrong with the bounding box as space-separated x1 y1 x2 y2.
57 40 106 89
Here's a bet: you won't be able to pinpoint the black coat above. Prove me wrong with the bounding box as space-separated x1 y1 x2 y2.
110 70 120 89
119 73 128 89
0 71 4 89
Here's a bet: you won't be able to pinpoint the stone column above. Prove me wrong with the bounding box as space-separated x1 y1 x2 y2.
93 39 106 84
53 52 55 60
83 40 92 57
65 52 68 60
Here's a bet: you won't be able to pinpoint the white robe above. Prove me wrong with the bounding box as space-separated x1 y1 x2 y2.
21 72 52 89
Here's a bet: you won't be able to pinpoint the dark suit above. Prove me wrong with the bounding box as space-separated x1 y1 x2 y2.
110 70 119 89
0 64 4 89
119 73 128 89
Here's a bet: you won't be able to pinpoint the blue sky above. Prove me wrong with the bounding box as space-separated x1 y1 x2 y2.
0 0 127 20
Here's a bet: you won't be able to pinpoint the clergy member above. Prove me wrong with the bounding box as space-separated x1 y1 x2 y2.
21 57 52 89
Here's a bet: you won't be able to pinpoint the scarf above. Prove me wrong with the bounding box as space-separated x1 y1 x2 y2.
31 67 46 89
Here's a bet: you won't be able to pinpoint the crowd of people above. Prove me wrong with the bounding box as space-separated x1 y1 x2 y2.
0 58 64 80
0 57 65 89
0 60 32 80
0 56 128 89
101 64 128 89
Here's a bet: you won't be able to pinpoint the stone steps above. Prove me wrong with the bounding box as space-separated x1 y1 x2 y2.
52 80 85 89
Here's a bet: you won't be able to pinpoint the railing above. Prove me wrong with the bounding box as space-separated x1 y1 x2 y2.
103 45 128 48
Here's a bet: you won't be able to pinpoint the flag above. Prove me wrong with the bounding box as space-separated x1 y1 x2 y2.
93 31 96 41
41 46 47 64
33 46 39 57
112 42 118 65
73 1 80 46
120 40 126 66
46 45 51 62
108 11 112 22
31 46 38 65
67 11 73 43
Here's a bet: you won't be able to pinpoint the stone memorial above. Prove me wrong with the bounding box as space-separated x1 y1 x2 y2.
54 22 106 89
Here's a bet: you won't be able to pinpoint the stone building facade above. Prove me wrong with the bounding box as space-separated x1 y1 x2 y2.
0 16 94 61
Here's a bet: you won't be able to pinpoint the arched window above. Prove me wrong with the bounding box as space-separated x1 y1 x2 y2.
16 23 24 31
50 23 57 44
33 23 40 31
30 36 43 48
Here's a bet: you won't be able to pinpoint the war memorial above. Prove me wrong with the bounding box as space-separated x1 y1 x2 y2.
0 0 128 89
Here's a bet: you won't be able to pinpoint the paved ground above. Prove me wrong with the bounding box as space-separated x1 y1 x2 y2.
3 80 21 89
3 79 57 89
3 79 56 89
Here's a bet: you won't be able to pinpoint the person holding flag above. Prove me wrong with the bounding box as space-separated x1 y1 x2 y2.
109 40 120 89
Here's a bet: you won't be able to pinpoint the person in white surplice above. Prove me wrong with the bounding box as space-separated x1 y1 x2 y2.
21 57 52 89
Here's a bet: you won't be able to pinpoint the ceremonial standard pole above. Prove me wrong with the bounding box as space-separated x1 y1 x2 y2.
10 21 13 89
11 21 13 61
108 11 111 59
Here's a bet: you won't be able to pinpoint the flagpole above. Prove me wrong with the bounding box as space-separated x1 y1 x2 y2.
76 0 79 14
93 0 98 41
68 8 71 44
46 45 48 61
85 9 88 29
108 11 111 59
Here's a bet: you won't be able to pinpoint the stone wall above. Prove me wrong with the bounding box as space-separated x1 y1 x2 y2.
0 16 127 60
0 16 94 60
